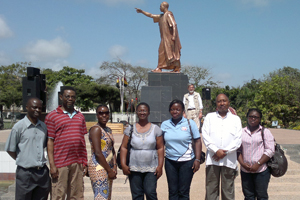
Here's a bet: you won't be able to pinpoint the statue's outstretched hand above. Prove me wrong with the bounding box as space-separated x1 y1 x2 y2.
135 8 142 13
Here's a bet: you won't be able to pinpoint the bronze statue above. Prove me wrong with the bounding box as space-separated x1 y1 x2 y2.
136 2 181 73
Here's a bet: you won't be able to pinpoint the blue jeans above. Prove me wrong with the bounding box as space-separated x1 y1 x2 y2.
241 168 271 200
129 171 157 200
165 158 195 200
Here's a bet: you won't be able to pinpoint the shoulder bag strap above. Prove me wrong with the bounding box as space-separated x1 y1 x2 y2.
187 119 194 141
261 126 265 149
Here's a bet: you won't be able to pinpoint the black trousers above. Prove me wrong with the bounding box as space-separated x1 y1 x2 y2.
16 165 51 200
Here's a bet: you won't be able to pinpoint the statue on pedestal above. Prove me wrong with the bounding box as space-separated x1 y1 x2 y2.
136 2 182 73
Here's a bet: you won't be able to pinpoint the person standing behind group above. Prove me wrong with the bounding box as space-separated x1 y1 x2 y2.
88 105 117 200
45 86 88 200
238 108 275 200
5 97 51 199
161 99 202 200
202 94 242 200
120 102 164 200
183 83 203 130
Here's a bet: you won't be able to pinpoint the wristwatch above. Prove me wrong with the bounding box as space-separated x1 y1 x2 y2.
257 161 262 165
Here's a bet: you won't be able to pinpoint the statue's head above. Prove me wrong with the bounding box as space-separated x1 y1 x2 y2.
160 2 169 12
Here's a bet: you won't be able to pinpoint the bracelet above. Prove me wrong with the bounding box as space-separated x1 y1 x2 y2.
114 164 117 166
195 159 201 163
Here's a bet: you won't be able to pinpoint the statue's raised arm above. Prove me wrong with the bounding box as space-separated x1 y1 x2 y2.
135 2 182 73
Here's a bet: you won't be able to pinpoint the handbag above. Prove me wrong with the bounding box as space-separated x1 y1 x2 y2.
187 119 206 164
261 127 288 177
116 125 133 170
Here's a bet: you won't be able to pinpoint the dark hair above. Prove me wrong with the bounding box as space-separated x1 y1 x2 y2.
61 86 76 95
136 102 150 112
169 99 185 111
246 108 262 118
96 104 109 112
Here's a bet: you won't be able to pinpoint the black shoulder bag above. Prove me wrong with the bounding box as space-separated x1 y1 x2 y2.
261 127 288 177
116 125 133 170
187 119 206 164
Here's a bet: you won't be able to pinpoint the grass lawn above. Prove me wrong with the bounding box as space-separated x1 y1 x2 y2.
3 122 16 130
0 180 14 195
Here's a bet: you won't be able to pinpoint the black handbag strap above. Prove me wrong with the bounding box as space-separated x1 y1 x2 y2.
127 125 134 144
261 126 276 148
187 119 194 141
261 126 266 149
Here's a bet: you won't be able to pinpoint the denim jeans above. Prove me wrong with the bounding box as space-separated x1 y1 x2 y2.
129 171 158 200
165 158 195 200
241 168 271 200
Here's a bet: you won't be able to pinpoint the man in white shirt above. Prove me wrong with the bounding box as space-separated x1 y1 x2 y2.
183 84 203 129
202 94 242 200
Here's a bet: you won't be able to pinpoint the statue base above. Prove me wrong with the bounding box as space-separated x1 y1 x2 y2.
141 72 188 124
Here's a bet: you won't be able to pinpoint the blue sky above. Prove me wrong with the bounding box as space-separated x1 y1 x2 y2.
1 0 299 87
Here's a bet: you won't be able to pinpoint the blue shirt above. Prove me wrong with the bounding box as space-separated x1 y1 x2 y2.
161 117 200 161
5 116 48 168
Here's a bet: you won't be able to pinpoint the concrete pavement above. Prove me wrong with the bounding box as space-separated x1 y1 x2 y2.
1 128 299 199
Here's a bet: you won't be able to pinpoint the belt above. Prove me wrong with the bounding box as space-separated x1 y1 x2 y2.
188 108 196 110
29 165 46 170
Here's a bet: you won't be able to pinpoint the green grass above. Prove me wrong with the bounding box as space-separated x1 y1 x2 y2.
3 122 16 129
0 180 14 187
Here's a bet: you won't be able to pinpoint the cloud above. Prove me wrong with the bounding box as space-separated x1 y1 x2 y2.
0 51 11 65
86 66 102 79
239 0 270 7
40 59 70 71
23 37 71 62
0 16 13 39
109 45 128 58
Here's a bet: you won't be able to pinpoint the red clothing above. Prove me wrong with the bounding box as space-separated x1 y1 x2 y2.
45 106 88 168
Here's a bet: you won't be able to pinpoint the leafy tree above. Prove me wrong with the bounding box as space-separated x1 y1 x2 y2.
255 75 300 128
182 65 221 88
97 59 150 112
0 63 27 114
42 66 120 111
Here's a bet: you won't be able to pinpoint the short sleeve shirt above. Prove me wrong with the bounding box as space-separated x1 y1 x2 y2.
161 117 200 161
45 106 88 168
124 123 162 172
5 116 48 168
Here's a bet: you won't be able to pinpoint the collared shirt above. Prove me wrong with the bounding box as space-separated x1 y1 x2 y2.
202 111 242 169
5 116 48 168
161 117 200 161
63 110 77 119
45 105 88 168
183 92 203 110
238 125 275 173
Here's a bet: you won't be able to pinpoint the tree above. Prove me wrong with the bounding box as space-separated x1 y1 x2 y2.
97 59 150 112
255 73 300 128
42 67 97 111
0 63 27 114
181 65 221 88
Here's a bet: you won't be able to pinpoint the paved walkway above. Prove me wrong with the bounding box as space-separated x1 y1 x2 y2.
1 128 299 199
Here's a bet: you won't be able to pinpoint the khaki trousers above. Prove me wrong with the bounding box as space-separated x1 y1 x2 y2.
205 165 236 200
51 163 84 200
186 109 200 129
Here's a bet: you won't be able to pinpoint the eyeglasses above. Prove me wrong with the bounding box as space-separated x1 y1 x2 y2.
248 115 260 120
98 111 109 115
64 95 76 100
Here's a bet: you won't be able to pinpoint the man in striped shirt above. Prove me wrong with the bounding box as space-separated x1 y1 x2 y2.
45 86 88 200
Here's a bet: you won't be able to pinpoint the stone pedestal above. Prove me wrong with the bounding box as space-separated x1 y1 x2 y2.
141 72 188 124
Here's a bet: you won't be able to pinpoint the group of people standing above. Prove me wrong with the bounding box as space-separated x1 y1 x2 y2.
5 84 275 200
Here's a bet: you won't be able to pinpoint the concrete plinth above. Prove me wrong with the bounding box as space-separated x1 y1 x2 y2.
141 72 188 123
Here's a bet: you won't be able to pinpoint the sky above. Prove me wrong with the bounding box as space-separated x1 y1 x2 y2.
1 0 299 87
